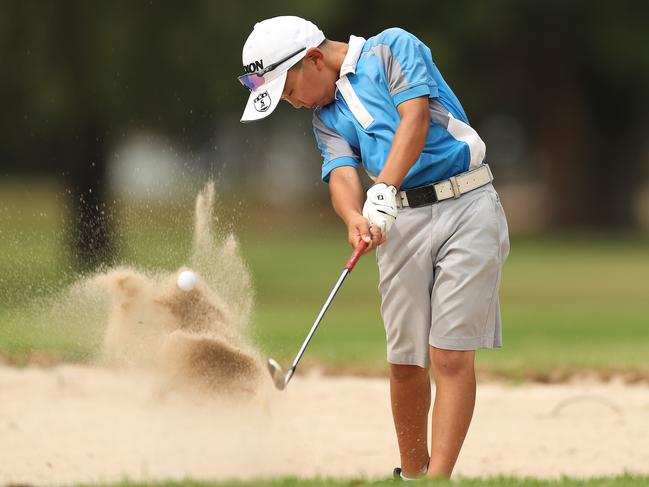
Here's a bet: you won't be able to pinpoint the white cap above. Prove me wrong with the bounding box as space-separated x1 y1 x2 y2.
239 16 325 123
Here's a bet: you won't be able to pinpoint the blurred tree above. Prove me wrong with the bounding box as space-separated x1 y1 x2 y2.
483 1 649 227
0 0 342 268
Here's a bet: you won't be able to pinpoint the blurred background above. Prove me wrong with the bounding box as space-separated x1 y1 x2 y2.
1 0 648 379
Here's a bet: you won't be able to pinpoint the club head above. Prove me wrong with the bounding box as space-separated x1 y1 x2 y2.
267 358 287 390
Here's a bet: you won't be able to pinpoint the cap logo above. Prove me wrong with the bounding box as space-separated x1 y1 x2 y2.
243 59 264 74
254 91 271 112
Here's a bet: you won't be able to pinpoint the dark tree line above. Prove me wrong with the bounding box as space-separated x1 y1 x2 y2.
1 0 648 268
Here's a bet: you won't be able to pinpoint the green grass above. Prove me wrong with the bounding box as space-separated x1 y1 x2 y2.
248 232 649 379
71 474 649 487
1 179 649 380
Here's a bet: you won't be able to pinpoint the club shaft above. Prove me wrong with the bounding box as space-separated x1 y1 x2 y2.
289 268 350 370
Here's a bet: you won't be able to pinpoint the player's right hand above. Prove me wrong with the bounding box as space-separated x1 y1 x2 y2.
346 213 384 253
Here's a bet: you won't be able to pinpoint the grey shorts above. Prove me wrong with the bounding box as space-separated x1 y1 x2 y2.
376 183 510 368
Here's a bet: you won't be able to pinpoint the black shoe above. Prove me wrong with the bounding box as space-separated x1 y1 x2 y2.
393 467 402 481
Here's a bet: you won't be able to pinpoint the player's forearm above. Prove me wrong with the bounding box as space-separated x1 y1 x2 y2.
377 97 430 188
329 167 364 224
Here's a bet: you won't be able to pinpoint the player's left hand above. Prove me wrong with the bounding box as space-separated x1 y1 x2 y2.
362 182 398 236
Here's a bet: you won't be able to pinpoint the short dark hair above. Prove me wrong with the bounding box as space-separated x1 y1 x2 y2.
289 39 329 71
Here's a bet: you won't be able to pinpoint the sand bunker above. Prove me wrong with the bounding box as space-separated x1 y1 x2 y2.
1 366 648 485
4 181 648 484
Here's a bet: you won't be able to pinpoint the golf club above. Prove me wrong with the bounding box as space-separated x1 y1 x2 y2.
267 239 369 390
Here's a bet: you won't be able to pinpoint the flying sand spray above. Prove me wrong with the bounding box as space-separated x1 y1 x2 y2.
53 181 265 395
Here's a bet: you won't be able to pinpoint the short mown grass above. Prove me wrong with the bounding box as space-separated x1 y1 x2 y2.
72 474 649 487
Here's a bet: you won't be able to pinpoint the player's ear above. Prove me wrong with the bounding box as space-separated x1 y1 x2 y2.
304 47 324 68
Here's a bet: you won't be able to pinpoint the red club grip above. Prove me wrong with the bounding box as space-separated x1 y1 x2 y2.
344 240 369 271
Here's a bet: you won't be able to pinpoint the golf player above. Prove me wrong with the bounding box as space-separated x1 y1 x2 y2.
238 16 509 480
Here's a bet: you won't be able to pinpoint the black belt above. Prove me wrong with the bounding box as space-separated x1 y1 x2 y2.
402 185 440 208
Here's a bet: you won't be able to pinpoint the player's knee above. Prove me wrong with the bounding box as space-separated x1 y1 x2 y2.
430 348 474 377
389 363 428 383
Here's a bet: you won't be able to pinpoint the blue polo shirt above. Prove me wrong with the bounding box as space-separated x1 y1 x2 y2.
313 28 486 189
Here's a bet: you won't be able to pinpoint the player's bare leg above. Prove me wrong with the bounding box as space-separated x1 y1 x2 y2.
427 347 476 479
389 363 431 478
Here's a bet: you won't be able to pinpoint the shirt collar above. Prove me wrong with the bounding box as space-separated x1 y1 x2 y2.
339 35 366 77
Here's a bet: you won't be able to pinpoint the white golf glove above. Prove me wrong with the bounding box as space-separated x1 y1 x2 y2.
362 183 398 235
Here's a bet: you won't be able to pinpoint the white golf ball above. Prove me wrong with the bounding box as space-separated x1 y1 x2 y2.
177 270 196 291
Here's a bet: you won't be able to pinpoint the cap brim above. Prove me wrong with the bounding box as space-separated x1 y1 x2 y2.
240 71 287 123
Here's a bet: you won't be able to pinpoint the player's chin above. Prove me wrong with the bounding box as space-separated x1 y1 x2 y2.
316 95 335 109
